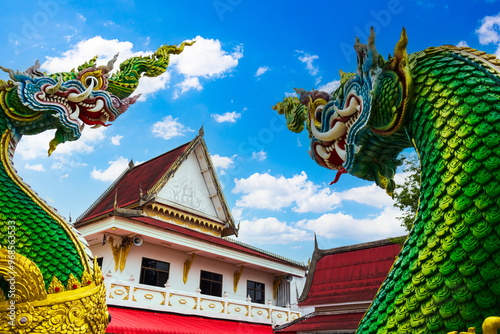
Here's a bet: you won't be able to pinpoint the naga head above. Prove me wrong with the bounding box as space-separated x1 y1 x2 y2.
275 28 413 195
0 41 193 155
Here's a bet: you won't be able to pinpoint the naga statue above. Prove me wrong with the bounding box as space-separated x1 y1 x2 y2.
274 28 500 334
0 41 192 333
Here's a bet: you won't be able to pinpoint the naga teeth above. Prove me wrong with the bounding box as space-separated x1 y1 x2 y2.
45 76 62 94
315 144 330 159
335 141 346 161
312 121 347 142
91 124 103 129
88 99 104 112
69 105 80 121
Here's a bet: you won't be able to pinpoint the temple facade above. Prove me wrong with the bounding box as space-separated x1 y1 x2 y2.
74 131 308 333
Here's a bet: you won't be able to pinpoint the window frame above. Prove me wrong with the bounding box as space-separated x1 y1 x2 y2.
247 280 265 304
139 257 170 288
199 270 223 297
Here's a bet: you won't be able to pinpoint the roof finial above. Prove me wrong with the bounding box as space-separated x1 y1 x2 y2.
314 232 318 250
128 159 134 168
199 125 204 137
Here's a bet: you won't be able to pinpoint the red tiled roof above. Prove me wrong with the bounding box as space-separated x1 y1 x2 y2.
78 143 190 223
274 313 363 333
130 216 305 268
299 241 402 307
106 307 274 334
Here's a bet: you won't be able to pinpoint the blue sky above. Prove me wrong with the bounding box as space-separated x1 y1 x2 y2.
2 0 500 263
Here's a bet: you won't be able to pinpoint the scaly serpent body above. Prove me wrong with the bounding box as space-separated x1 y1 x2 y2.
275 30 500 333
0 42 191 333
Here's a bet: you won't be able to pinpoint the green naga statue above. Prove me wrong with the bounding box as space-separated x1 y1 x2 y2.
274 28 500 333
0 41 192 333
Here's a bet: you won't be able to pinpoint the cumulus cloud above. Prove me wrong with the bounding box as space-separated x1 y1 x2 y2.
233 171 342 213
91 156 129 182
251 150 266 161
296 206 407 241
237 217 312 245
170 36 243 97
211 154 236 175
111 135 123 146
456 40 469 47
16 127 107 161
255 66 269 77
24 163 45 172
297 51 319 76
317 80 340 93
476 13 500 57
151 115 194 140
212 111 241 123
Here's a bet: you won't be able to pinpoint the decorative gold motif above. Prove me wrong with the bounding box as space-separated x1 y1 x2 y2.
179 299 187 304
48 276 65 294
273 276 282 300
209 303 216 308
109 236 132 272
234 307 241 312
109 284 130 300
114 290 124 296
0 254 108 333
145 204 224 237
144 294 154 300
183 253 195 284
447 317 500 334
233 266 244 293
66 273 82 291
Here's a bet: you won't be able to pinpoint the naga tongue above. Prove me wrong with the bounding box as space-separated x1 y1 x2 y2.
330 167 347 185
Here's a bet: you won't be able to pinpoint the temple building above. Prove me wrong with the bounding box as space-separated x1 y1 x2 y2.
274 238 403 334
74 130 308 333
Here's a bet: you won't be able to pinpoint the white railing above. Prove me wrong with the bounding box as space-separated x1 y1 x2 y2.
105 278 300 325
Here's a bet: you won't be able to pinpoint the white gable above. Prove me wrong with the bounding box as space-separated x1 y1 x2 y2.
157 147 220 220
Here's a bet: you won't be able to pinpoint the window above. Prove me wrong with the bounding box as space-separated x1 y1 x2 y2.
247 280 265 304
96 257 103 269
139 258 170 287
200 270 222 297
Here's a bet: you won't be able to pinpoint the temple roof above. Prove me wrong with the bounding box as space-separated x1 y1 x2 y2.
76 134 238 237
298 237 403 307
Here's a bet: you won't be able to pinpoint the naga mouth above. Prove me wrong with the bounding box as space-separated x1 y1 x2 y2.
36 80 115 130
312 94 362 169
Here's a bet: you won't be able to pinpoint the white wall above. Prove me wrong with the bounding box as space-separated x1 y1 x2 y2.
91 241 279 304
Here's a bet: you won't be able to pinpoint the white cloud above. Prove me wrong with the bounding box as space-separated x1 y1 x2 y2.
77 13 86 22
24 163 45 172
296 206 407 241
173 77 202 99
251 150 267 161
297 51 319 76
476 13 500 57
317 80 340 93
340 184 394 208
211 154 236 175
456 40 469 47
237 217 311 245
212 111 241 123
91 156 129 182
171 36 243 77
16 127 107 160
255 66 269 77
233 171 342 213
151 115 194 140
111 135 123 146
170 36 243 97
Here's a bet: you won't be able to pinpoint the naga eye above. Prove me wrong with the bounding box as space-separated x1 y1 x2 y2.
85 76 99 88
79 70 105 90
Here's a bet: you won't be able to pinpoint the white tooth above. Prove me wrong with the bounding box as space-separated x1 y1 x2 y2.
69 105 80 121
326 146 331 153
67 81 94 102
45 76 62 94
88 99 104 112
335 97 360 117
91 124 103 129
335 141 346 161
315 144 330 159
311 121 347 141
